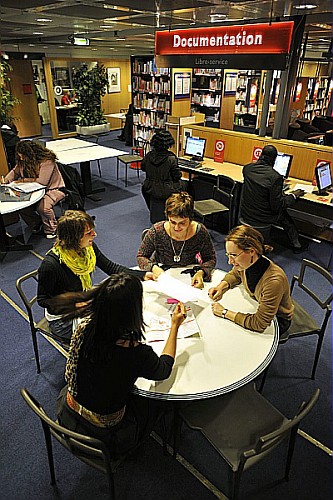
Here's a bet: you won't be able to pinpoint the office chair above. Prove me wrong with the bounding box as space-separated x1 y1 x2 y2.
20 388 129 500
260 259 332 391
178 383 320 500
16 270 69 373
193 175 237 232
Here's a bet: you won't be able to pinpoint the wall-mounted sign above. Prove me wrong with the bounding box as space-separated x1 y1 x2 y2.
252 146 263 161
156 22 294 70
174 72 191 99
214 140 225 163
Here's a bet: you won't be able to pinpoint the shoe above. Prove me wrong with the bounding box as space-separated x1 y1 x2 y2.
45 232 56 239
292 242 309 254
31 223 43 234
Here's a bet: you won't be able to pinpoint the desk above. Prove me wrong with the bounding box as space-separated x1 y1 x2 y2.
0 189 45 256
181 157 333 242
46 139 125 199
134 268 278 401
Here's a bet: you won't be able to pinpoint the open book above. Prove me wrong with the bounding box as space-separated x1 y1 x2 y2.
7 182 46 193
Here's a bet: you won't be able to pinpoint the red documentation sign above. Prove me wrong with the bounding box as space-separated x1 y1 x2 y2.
252 146 263 162
155 22 294 56
214 140 225 163
316 159 331 167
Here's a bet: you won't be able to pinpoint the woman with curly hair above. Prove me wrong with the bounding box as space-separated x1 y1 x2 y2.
4 140 65 238
141 130 183 223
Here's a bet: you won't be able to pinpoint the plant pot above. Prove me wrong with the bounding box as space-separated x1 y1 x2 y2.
76 123 110 136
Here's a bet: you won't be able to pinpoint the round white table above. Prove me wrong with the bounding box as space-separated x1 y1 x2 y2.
134 268 279 401
0 189 45 254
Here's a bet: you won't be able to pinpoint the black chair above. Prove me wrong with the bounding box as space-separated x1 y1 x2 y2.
194 175 237 232
20 388 127 499
16 270 69 373
260 259 332 390
178 383 320 500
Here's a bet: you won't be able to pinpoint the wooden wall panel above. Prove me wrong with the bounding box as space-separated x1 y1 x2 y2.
10 60 41 138
100 59 132 130
187 125 331 182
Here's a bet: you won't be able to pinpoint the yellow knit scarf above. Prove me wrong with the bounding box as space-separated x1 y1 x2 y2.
52 245 96 291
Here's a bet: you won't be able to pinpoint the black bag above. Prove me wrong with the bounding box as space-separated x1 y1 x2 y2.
57 162 85 211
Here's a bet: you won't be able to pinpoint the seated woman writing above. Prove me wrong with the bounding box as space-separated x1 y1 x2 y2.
137 192 216 289
208 225 294 334
37 210 154 343
4 140 65 238
53 273 186 457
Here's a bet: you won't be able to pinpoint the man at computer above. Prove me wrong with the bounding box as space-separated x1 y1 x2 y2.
239 145 306 253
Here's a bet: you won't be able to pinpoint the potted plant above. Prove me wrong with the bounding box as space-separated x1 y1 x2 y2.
0 61 21 127
73 63 110 135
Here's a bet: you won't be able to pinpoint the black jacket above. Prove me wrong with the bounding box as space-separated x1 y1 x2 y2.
37 242 145 314
141 149 182 199
239 157 296 226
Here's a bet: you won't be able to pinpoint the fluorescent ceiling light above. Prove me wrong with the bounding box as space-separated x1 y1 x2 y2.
36 18 53 22
294 4 317 9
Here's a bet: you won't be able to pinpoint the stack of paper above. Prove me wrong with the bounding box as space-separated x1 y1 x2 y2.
7 182 46 193
144 305 200 343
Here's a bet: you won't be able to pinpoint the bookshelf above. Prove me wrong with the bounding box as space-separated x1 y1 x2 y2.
191 69 222 128
131 55 171 142
233 70 262 131
303 77 333 121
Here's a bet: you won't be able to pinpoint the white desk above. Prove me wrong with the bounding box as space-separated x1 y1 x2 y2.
46 139 125 198
134 268 278 401
0 189 45 255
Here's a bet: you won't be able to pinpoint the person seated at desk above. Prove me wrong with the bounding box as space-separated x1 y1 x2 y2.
208 225 293 334
137 192 216 289
239 145 306 253
3 140 65 238
61 90 72 106
52 273 186 457
37 210 155 344
141 130 183 224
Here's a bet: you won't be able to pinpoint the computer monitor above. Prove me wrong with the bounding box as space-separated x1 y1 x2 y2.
184 136 206 161
273 153 293 178
314 162 332 196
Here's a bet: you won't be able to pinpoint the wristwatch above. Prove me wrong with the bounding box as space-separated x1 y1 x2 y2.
221 308 228 319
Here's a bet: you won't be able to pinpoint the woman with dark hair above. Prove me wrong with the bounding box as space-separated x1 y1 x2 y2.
137 192 216 289
3 140 65 238
54 273 186 457
37 210 154 343
141 129 182 223
208 225 294 334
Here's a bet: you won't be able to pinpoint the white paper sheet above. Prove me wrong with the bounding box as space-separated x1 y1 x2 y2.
144 305 200 343
293 183 314 194
154 273 202 303
7 182 46 193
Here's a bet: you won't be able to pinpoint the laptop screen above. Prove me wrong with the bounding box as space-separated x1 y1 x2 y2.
184 136 206 160
273 153 293 178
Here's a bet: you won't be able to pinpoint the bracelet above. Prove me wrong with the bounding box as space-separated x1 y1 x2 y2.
221 308 228 319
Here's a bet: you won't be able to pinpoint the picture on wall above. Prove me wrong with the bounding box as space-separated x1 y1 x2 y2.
107 67 121 93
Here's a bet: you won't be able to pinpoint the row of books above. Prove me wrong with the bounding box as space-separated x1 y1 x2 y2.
132 60 170 75
133 111 167 128
133 94 171 112
132 76 170 94
192 93 221 107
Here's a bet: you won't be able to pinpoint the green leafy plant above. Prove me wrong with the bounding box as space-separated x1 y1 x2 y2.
0 61 21 126
73 63 108 126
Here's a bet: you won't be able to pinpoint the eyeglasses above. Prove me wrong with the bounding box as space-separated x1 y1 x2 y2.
84 227 96 237
225 250 244 260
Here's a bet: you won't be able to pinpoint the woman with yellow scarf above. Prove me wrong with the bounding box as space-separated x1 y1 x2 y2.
37 210 153 344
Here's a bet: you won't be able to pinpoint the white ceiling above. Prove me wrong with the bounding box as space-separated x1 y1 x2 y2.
0 0 332 61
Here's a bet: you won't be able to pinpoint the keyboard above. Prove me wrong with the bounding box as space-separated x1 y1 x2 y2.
178 157 202 169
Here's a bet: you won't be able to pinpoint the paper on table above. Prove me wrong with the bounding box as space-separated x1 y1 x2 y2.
293 183 314 194
144 305 200 343
7 182 46 193
154 273 206 303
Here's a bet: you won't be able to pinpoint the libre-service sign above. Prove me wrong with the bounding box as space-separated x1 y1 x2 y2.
155 22 294 70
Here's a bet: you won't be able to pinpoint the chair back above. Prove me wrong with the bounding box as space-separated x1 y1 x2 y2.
133 137 149 157
20 388 115 495
215 175 238 229
16 270 40 332
241 388 320 466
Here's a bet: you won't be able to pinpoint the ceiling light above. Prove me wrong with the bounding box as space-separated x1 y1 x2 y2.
33 32 44 35
100 25 113 29
2 53 9 60
294 4 317 9
29 44 35 47
116 37 126 41
36 18 53 22
23 54 28 59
